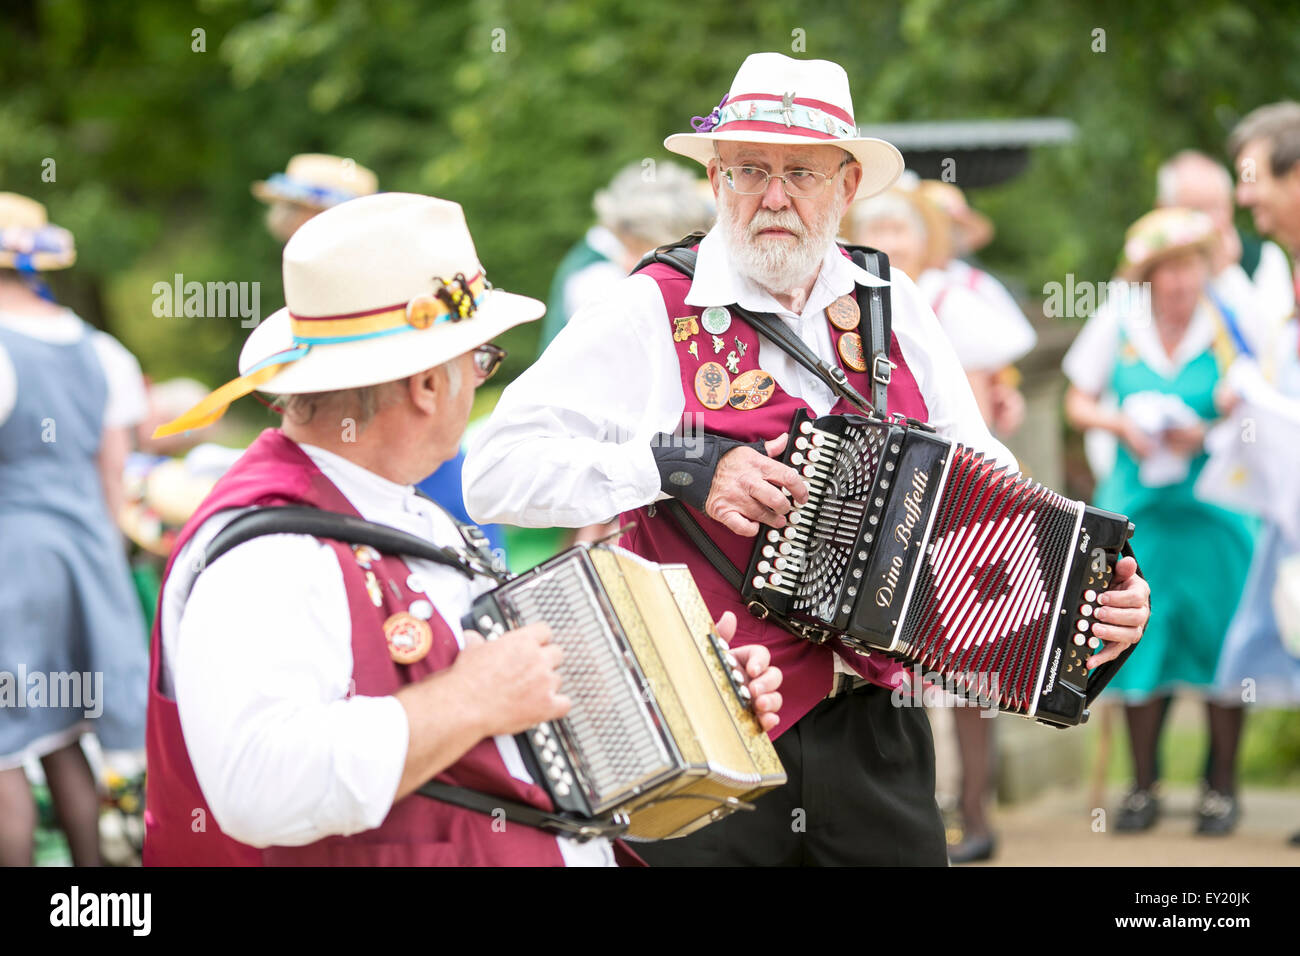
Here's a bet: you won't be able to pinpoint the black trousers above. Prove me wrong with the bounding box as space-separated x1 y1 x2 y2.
635 684 949 866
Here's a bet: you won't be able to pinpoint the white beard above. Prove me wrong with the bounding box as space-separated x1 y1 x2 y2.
718 187 845 299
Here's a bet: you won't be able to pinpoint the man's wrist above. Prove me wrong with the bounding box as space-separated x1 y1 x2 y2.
649 431 763 511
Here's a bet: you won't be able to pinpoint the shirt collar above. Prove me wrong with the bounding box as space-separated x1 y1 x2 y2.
684 226 888 319
1120 296 1218 378
295 441 416 515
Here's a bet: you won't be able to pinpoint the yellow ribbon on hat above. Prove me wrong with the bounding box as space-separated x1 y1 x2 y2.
152 271 487 439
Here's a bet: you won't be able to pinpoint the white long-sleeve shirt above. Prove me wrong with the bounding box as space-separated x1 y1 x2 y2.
160 441 613 866
464 226 1015 529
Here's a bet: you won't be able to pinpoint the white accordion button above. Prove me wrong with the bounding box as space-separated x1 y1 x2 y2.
1080 605 1093 617
1084 589 1098 602
1074 634 1086 646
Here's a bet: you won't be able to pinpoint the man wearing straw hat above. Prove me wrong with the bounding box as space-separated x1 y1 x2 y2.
465 53 1152 865
143 193 781 866
252 153 379 243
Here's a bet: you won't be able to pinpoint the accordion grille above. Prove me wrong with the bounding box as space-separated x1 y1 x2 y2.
500 558 675 812
795 420 885 618
898 447 1082 713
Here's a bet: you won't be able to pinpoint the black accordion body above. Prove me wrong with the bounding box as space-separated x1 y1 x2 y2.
741 411 1136 728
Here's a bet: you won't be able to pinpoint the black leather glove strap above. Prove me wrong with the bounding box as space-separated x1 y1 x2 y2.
650 432 763 512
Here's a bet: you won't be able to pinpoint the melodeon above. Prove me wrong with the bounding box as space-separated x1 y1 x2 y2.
742 410 1137 728
465 544 786 840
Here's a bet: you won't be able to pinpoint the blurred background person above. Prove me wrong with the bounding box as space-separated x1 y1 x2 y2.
0 193 149 865
917 179 1034 438
1214 102 1300 847
252 152 379 243
845 179 1037 862
1063 207 1256 835
537 159 716 352
846 179 1036 434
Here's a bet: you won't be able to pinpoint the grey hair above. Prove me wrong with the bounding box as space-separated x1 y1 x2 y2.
1227 101 1300 174
846 192 927 240
593 160 715 245
1155 150 1233 206
275 358 461 429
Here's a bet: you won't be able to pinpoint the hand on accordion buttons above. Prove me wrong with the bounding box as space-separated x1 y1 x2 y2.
717 611 783 731
705 432 809 538
1087 556 1151 668
457 623 573 736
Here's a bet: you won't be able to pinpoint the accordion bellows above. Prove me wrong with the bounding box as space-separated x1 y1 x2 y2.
467 545 786 841
743 411 1136 728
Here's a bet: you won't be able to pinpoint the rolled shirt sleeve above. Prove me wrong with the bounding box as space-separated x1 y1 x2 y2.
173 534 409 848
464 273 683 528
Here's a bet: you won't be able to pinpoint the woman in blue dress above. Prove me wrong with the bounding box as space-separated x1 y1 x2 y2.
0 194 149 865
1064 208 1257 835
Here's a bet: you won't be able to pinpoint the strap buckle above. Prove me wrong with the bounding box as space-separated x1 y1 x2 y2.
872 353 896 386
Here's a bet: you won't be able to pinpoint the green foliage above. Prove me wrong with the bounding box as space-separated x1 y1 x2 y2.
4 0 1300 396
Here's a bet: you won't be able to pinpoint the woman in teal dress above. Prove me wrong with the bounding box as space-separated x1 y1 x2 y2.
1064 208 1256 835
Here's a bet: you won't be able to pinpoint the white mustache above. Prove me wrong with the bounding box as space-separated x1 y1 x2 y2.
747 210 806 239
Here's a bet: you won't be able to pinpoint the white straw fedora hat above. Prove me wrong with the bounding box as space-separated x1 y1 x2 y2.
154 193 543 437
664 52 905 200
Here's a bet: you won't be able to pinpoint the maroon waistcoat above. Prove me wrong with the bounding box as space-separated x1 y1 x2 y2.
620 255 930 734
143 430 574 866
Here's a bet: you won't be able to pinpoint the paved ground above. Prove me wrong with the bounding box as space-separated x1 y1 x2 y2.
964 784 1300 866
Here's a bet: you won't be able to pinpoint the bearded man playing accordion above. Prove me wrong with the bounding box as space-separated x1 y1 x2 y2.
465 53 1151 866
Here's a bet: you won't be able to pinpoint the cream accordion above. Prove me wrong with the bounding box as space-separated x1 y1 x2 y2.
465 544 786 841
741 411 1138 728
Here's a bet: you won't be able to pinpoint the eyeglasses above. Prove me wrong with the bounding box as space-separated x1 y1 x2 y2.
472 343 507 380
720 158 851 198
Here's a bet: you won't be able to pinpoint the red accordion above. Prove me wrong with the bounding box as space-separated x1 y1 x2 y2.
741 411 1137 728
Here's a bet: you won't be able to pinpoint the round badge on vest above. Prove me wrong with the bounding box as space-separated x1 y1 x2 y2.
695 361 730 409
385 611 433 665
838 331 868 372
701 306 732 335
826 294 860 332
728 369 776 410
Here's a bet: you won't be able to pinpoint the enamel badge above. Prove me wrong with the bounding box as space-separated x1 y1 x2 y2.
353 544 381 569
672 315 699 342
838 331 868 372
385 612 433 665
826 294 860 332
695 361 730 410
364 570 384 607
701 306 731 335
728 370 776 410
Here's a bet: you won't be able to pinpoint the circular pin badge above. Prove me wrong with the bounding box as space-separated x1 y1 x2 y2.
352 544 381 569
385 612 433 665
838 331 868 372
408 599 434 621
405 573 427 594
405 295 440 330
694 361 730 410
826 294 860 332
728 369 776 410
701 307 732 336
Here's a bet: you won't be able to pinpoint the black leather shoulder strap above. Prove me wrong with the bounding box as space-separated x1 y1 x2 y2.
636 236 892 417
201 505 504 582
843 245 894 417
